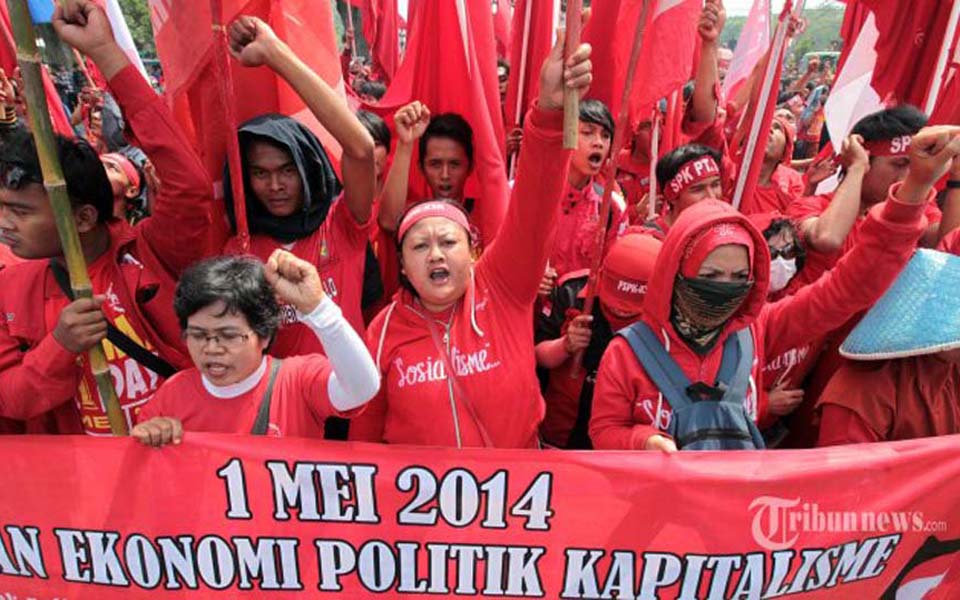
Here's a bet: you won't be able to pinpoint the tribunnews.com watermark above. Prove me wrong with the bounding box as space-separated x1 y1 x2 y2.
750 496 949 551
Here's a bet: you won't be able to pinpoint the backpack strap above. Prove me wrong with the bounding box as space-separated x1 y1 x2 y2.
49 260 177 379
251 358 283 435
618 322 694 411
720 328 754 404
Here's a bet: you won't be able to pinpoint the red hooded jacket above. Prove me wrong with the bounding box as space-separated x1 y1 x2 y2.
348 105 570 448
0 66 211 433
590 188 928 450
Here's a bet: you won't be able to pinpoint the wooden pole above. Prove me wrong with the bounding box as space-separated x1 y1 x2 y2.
7 0 127 435
570 0 651 377
210 0 250 252
647 107 660 221
345 0 358 59
731 2 792 210
562 0 582 149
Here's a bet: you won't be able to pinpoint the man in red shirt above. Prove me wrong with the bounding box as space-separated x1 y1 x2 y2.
0 0 213 434
547 99 627 280
219 16 377 355
640 145 725 240
788 106 939 287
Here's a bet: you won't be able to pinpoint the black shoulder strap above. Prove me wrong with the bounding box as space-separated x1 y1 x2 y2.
251 358 283 435
49 260 176 379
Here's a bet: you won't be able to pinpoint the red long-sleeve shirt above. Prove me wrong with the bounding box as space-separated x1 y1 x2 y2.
0 66 213 433
348 104 570 448
590 187 927 450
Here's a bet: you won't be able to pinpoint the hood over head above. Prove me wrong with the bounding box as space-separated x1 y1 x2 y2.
643 200 770 343
225 114 342 243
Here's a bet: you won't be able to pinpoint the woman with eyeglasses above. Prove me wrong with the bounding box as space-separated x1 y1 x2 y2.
131 251 380 446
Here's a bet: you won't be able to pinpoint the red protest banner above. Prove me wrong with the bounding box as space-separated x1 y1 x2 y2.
1 433 959 598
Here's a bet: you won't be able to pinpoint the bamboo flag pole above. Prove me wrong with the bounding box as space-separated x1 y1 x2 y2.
7 0 127 435
70 48 96 88
647 107 661 221
570 0 651 377
562 0 582 149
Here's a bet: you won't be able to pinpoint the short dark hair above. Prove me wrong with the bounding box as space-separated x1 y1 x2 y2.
0 126 113 223
174 256 281 345
762 217 806 271
357 110 391 148
419 113 474 169
656 144 722 188
579 98 614 137
357 80 387 100
851 105 927 144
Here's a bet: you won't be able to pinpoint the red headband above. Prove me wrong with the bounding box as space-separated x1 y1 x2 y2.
397 201 472 242
681 222 755 278
864 135 912 157
101 153 141 190
663 156 721 204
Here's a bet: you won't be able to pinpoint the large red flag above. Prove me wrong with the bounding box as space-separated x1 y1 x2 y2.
721 0 770 101
504 0 556 130
0 3 73 137
149 0 345 250
376 0 509 246
357 0 400 84
492 0 512 59
857 0 955 108
584 0 701 130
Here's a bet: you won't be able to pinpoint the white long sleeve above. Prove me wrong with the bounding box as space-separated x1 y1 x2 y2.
299 297 380 411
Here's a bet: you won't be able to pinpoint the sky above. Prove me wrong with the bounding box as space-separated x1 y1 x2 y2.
723 0 844 17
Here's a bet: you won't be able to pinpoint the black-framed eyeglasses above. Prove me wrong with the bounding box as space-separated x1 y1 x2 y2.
182 329 253 349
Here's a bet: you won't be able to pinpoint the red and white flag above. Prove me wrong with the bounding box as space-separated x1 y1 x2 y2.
721 0 770 100
375 0 509 245
102 0 147 80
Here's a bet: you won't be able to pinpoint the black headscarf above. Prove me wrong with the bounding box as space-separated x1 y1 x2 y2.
224 114 341 243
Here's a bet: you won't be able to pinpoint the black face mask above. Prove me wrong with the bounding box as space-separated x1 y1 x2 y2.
671 275 753 354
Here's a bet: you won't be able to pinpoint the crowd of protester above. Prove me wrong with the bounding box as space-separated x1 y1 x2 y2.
1 0 959 453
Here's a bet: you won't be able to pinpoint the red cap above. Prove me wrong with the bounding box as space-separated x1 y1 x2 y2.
598 233 662 316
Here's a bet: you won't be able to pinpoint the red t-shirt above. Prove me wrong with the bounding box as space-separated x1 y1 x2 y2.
548 178 628 278
225 199 372 357
139 355 348 437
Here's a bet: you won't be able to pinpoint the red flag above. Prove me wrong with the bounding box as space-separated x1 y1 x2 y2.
376 0 509 245
492 0 512 59
358 0 400 84
504 0 556 129
857 0 955 108
732 3 792 213
0 3 73 137
584 0 701 130
722 0 770 101
149 0 345 250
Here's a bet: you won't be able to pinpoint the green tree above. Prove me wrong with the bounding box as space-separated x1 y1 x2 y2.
117 0 156 59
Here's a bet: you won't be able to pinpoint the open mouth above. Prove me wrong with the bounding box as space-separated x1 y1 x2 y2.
428 267 450 284
587 152 605 169
204 362 230 378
